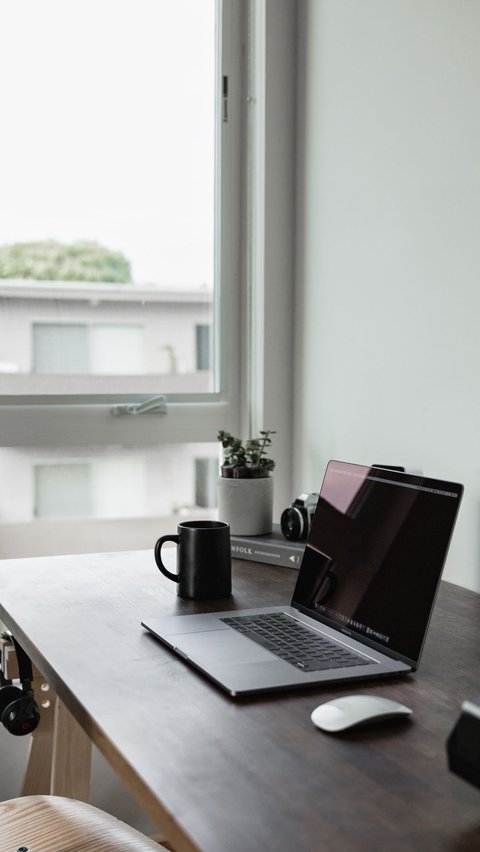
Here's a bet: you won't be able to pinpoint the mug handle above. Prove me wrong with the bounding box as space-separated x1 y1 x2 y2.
154 535 180 583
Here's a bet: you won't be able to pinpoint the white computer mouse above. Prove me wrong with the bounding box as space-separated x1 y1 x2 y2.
311 694 412 732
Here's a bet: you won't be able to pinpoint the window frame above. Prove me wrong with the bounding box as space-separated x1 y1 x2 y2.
0 0 298 525
0 0 245 448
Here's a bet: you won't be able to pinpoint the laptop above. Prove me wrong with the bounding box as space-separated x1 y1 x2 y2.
142 461 463 697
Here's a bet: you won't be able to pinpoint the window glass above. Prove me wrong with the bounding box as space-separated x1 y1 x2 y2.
195 457 218 507
35 463 92 518
0 443 219 557
32 322 146 375
33 324 89 374
0 444 218 524
0 0 216 395
196 324 212 371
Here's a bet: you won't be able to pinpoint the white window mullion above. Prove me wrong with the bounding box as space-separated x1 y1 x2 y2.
245 0 296 517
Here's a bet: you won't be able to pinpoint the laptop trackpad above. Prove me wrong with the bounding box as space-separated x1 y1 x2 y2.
167 629 272 666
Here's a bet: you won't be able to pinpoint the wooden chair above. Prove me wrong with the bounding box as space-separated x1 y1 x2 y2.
0 795 170 851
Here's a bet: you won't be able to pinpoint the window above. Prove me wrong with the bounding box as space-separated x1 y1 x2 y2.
32 323 144 375
196 324 212 371
34 463 92 518
0 0 246 555
195 457 218 507
0 1 244 415
0 3 297 557
32 323 145 375
33 325 89 375
3 445 220 524
33 456 148 519
0 0 243 421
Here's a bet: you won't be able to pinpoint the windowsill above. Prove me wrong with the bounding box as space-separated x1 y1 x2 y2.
0 511 217 559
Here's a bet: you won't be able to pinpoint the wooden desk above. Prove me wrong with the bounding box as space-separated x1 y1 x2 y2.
0 550 480 851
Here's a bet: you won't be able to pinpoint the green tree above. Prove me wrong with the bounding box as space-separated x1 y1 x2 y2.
0 240 132 283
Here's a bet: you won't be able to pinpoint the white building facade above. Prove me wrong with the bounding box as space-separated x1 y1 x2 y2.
0 280 218 556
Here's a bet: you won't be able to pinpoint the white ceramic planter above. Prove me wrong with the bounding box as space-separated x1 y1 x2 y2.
217 475 273 536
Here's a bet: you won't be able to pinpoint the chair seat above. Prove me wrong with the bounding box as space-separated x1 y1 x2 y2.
0 795 169 851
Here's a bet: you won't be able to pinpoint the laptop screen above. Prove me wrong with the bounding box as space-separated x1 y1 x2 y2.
292 461 463 665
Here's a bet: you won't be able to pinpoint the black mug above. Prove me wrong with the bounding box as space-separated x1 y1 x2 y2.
154 520 232 600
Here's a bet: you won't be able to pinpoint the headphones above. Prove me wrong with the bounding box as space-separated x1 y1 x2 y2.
0 635 40 736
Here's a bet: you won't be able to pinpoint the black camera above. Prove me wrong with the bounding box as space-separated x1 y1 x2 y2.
280 492 319 541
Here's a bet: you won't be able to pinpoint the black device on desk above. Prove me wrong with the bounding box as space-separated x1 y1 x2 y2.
447 696 480 789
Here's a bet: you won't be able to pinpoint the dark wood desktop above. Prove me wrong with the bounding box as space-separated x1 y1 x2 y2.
0 549 479 851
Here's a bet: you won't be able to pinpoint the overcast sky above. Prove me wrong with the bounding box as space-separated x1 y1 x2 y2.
0 0 215 287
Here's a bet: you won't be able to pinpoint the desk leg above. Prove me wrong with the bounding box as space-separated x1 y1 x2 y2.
50 696 92 801
21 670 55 796
21 671 92 801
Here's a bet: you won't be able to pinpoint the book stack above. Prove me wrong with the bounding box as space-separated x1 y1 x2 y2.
230 524 305 569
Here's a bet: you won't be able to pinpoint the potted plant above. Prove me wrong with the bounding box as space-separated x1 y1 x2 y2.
217 430 276 535
218 430 276 478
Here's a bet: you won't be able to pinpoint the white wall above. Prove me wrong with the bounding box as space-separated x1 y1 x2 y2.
294 0 480 591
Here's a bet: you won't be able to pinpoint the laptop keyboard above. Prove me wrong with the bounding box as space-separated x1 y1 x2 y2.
220 612 372 673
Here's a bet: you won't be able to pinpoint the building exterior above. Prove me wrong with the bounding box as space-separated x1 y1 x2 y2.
0 279 213 394
0 280 217 554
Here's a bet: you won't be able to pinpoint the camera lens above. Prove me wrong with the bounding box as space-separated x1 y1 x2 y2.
280 507 307 541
